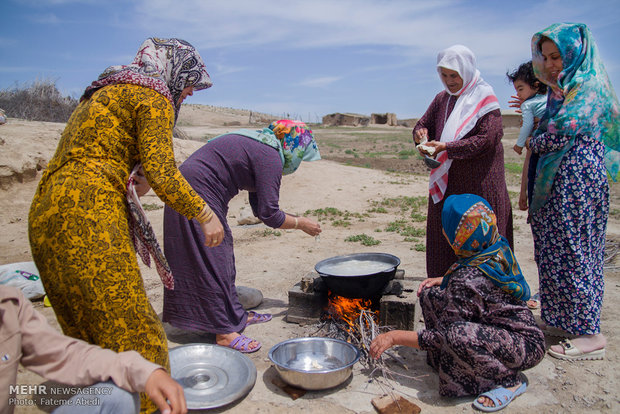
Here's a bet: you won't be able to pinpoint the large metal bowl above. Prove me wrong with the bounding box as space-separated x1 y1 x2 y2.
268 337 361 390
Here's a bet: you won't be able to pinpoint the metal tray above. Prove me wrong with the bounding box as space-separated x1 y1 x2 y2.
169 343 257 410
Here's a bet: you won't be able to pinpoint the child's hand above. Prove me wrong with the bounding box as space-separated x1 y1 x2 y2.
513 145 523 155
508 95 524 113
519 191 528 211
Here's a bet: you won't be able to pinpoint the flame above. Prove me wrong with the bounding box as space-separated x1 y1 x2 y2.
326 293 378 332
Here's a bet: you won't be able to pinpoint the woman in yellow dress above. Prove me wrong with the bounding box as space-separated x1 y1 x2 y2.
28 37 224 413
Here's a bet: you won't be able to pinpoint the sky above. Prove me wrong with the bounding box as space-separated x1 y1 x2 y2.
1 0 619 122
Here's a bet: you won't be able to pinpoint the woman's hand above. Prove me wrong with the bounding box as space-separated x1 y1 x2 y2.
133 166 151 197
299 217 322 237
417 277 443 296
418 141 446 156
413 128 429 144
144 368 187 414
200 215 225 248
369 332 395 359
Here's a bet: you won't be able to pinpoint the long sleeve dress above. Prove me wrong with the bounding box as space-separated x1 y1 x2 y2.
28 84 206 412
413 92 513 278
529 133 608 335
163 134 286 334
418 266 545 397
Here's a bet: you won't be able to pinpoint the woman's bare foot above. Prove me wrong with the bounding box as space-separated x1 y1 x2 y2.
549 334 606 355
477 382 522 409
216 333 260 351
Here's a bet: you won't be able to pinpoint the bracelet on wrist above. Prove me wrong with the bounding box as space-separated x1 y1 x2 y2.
196 205 214 224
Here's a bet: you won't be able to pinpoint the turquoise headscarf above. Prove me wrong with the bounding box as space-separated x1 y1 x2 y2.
210 119 321 175
530 23 620 212
440 194 530 301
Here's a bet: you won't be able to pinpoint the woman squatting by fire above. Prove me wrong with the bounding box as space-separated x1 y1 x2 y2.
370 193 545 412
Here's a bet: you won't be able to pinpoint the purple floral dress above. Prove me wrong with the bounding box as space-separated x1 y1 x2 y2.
529 133 608 335
418 266 545 397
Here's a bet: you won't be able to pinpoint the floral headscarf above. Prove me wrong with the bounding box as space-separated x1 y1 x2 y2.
268 120 321 174
81 37 212 123
211 119 321 175
440 194 530 300
531 23 620 211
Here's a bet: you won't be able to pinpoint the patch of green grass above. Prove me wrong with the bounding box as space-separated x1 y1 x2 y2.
504 162 522 175
305 207 364 226
414 243 426 252
400 226 426 237
386 219 426 238
373 195 427 212
368 207 388 213
363 151 391 158
410 212 427 222
403 237 419 242
325 142 342 149
142 203 163 211
305 207 344 217
345 234 381 246
257 229 281 237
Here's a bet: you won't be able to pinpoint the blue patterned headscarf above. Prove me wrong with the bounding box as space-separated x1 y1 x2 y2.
209 119 321 175
530 23 620 212
440 194 530 300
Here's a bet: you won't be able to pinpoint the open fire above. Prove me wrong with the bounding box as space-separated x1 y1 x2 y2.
324 293 378 330
318 292 381 365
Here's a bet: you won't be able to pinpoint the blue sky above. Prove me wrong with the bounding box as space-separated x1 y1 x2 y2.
1 0 619 122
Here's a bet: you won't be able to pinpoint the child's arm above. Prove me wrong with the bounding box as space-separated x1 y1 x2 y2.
516 103 535 149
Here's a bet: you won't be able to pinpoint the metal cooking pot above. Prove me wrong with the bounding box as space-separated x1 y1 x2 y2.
314 253 401 298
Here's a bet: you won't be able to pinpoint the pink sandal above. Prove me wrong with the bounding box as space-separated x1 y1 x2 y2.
228 334 261 353
245 311 272 327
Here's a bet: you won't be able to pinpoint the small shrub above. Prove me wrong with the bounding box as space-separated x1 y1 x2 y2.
410 212 427 222
0 79 78 122
257 229 281 237
345 234 381 246
332 219 351 227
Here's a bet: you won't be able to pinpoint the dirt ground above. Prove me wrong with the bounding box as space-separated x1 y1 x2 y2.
1 107 619 413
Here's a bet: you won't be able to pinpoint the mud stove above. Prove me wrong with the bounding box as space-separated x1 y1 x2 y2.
286 269 422 331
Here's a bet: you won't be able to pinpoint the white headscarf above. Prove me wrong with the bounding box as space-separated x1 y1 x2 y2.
429 45 500 204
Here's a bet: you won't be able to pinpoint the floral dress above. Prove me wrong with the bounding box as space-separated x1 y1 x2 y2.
529 133 608 334
418 266 545 397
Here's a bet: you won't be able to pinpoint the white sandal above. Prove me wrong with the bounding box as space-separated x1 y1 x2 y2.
547 338 605 361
